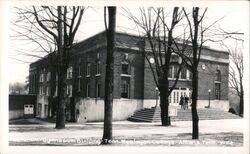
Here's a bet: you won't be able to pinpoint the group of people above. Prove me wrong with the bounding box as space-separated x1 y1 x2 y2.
179 94 189 110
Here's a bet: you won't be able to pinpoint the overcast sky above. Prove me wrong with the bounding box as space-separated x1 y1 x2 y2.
5 2 249 84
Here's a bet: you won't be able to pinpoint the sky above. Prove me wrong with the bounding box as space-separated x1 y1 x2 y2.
5 1 249 84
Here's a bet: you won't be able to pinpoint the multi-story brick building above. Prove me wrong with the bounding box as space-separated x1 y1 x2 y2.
29 31 229 122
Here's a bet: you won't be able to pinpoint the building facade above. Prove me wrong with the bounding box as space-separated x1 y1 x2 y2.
29 31 229 122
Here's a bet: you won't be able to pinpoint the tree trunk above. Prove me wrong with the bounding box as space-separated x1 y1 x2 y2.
239 82 244 117
102 7 116 144
159 78 171 126
55 68 67 129
55 6 66 129
191 69 199 139
70 97 76 122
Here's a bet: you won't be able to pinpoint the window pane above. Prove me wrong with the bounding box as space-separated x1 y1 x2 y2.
122 64 129 74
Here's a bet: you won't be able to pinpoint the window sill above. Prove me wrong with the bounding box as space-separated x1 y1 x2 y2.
95 74 101 77
121 74 131 77
214 81 221 83
86 75 90 77
168 78 192 81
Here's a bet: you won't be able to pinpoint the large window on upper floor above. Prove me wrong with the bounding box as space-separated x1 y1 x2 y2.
96 61 100 75
86 63 91 77
121 62 129 75
215 70 221 82
67 66 73 79
168 65 189 80
46 72 51 82
39 73 44 83
66 84 72 97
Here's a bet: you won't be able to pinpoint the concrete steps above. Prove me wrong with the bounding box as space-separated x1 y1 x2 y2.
127 107 241 122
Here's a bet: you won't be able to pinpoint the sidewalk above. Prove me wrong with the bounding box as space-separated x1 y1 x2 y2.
9 119 243 146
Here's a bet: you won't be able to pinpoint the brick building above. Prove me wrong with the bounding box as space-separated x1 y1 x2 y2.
29 31 229 122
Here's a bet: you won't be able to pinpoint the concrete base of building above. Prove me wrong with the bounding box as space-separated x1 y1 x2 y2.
76 98 143 123
9 110 24 120
35 95 229 122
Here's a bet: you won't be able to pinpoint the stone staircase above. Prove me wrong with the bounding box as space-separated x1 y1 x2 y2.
127 107 241 122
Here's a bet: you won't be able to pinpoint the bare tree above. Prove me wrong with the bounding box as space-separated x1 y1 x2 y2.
124 7 186 126
223 40 244 116
181 7 208 139
12 6 86 129
102 6 116 144
9 82 27 95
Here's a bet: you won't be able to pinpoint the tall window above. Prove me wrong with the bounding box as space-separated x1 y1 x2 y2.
54 85 58 96
66 84 72 97
168 65 188 79
46 72 51 82
39 73 44 82
96 84 101 98
78 67 81 92
215 83 221 100
215 70 221 81
174 65 179 78
180 68 187 79
39 86 44 95
121 62 129 74
67 66 73 79
121 78 130 98
46 86 50 96
96 61 100 75
168 66 173 78
86 63 91 76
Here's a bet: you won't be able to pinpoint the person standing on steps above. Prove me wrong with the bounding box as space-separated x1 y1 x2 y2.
184 94 189 110
179 95 184 109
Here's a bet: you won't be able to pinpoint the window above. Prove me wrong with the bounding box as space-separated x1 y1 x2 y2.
86 63 91 76
215 70 221 81
39 73 44 82
54 85 58 96
96 84 101 98
67 66 73 79
168 65 189 80
86 84 90 97
66 84 72 97
174 65 179 78
96 61 100 75
97 52 100 59
121 78 130 98
46 86 50 96
121 62 129 74
46 72 51 82
39 86 44 95
168 66 173 78
78 67 81 92
55 73 58 82
215 83 221 100
180 68 187 79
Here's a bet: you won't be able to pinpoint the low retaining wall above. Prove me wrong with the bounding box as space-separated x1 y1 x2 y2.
76 98 143 123
9 110 23 120
197 100 229 111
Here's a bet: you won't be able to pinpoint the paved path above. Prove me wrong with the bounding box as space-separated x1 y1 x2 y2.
9 119 243 146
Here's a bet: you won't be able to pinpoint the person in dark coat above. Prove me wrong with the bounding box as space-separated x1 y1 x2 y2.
179 95 184 109
184 94 189 110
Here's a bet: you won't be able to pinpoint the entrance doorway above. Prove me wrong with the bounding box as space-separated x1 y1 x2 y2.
168 87 190 106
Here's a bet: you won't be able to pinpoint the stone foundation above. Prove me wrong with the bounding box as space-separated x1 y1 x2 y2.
76 98 143 123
